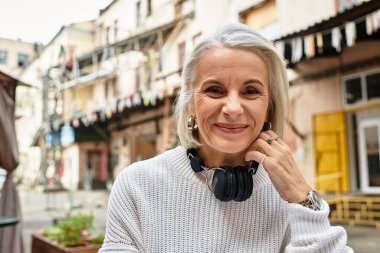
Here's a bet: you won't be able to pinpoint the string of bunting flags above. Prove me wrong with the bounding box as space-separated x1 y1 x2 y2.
68 89 166 128
274 7 380 63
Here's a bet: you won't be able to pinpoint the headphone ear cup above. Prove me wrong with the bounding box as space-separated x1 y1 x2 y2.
223 169 236 202
243 170 253 201
234 168 246 202
212 169 228 201
190 156 204 172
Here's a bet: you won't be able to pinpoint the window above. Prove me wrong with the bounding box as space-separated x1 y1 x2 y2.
178 41 186 69
0 50 7 64
239 0 280 40
147 0 152 16
18 53 29 67
366 72 380 101
136 1 141 26
336 0 358 13
114 20 118 42
343 69 380 105
98 24 103 45
106 26 110 45
345 77 362 104
105 78 117 100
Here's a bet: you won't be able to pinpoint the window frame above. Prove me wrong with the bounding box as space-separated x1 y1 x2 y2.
147 0 152 17
17 53 29 68
136 1 141 27
0 50 8 64
342 68 380 106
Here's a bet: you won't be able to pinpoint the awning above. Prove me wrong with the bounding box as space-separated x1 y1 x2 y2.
274 0 380 41
0 71 33 88
273 0 380 67
0 71 22 171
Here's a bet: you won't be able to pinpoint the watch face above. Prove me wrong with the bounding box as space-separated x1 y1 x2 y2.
298 190 324 210
311 190 322 210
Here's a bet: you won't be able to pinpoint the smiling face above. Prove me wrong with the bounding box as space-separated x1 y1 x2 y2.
189 46 270 164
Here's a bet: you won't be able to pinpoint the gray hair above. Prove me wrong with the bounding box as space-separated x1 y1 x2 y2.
174 22 289 149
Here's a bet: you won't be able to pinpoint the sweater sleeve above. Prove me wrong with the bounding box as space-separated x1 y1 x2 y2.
99 169 143 252
284 200 354 253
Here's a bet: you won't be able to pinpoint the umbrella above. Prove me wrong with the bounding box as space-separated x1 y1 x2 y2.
0 71 25 253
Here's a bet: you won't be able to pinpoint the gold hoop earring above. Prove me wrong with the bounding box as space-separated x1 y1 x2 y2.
187 117 198 131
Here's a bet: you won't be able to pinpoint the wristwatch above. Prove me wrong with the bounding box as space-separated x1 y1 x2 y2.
298 190 323 211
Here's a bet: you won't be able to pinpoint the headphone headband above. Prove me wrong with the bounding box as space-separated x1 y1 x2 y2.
186 148 257 202
187 148 259 174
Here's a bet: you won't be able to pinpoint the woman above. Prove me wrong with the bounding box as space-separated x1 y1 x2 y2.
100 23 353 252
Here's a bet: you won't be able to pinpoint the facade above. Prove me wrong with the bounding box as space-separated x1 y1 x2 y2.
58 0 197 190
271 0 380 194
0 37 36 77
18 21 97 187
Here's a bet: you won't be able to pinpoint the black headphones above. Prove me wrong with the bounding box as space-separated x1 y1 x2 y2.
187 148 259 202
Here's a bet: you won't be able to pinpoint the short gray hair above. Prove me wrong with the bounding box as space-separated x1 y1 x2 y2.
174 22 289 149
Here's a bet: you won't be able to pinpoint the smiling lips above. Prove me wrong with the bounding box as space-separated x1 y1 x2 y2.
215 123 248 133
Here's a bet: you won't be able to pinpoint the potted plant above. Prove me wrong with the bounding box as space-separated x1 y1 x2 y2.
31 214 104 253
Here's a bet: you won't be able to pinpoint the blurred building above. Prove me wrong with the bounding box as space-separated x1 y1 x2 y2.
18 21 97 187
57 0 197 190
0 37 36 77
270 0 380 194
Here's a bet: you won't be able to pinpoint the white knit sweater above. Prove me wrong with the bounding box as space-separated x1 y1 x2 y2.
100 146 353 252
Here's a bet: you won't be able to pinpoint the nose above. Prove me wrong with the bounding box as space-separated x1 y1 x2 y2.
222 93 243 117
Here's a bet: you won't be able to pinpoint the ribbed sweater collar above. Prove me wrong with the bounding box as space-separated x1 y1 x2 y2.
167 146 270 189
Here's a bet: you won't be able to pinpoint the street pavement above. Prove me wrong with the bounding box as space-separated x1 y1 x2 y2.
19 187 380 253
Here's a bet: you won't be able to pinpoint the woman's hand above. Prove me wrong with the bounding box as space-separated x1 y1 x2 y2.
245 130 310 203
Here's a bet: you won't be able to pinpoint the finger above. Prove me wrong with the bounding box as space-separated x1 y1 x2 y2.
245 150 273 171
245 150 265 164
266 130 279 138
257 133 282 152
260 131 284 148
262 130 282 142
253 138 276 156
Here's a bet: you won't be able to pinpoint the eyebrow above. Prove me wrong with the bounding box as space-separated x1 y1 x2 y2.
243 79 264 87
201 78 265 87
201 79 223 85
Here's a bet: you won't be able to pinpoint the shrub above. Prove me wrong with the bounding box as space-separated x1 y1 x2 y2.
42 214 104 247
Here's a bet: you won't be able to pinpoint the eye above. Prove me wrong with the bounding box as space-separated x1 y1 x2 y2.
204 86 225 98
243 87 260 98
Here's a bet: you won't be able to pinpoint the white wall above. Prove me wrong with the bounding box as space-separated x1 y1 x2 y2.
276 0 336 36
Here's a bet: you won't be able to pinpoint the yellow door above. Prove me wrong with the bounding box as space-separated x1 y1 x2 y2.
314 111 349 192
